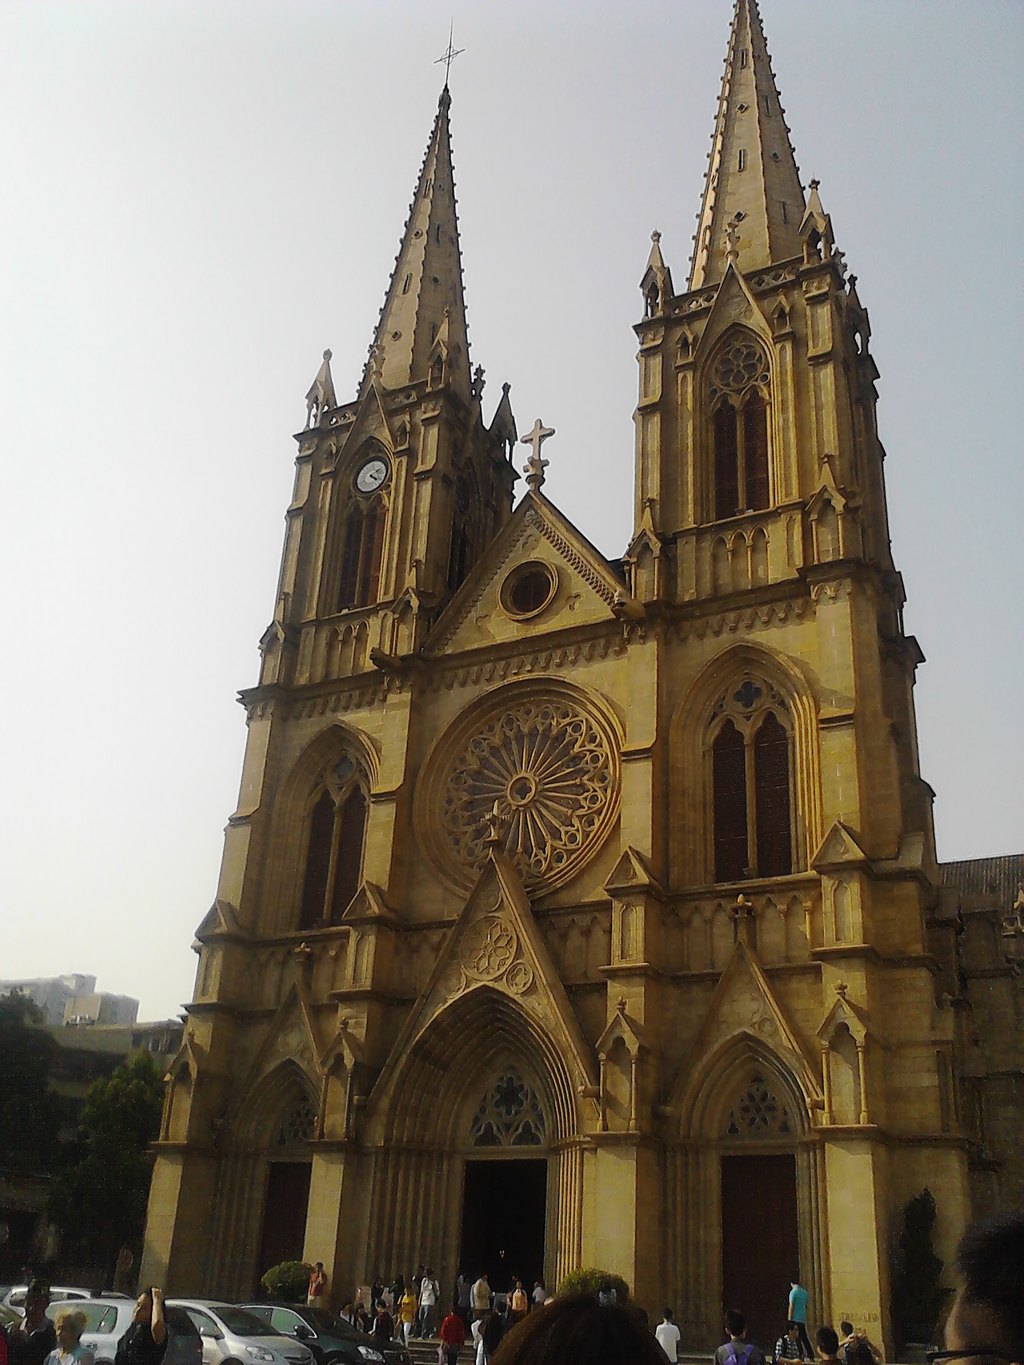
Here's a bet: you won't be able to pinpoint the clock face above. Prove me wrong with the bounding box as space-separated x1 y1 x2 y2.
355 456 389 494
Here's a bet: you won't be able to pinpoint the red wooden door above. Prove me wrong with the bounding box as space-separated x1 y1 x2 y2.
721 1153 799 1350
258 1161 312 1280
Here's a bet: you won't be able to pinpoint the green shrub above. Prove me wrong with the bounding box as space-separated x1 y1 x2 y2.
556 1268 630 1302
260 1261 311 1302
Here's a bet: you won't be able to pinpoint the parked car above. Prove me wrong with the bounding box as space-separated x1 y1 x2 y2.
2 1287 93 1311
46 1298 202 1365
240 1304 409 1365
168 1302 317 1365
0 1303 23 1330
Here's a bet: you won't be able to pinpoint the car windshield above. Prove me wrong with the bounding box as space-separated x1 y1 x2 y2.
305 1311 360 1339
213 1308 278 1337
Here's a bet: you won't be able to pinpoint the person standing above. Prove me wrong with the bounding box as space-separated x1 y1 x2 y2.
655 1308 681 1362
714 1310 766 1365
419 1268 440 1339
456 1274 472 1328
371 1307 394 1349
471 1272 491 1323
787 1282 813 1361
530 1282 545 1311
509 1281 527 1327
439 1302 466 1365
11 1283 57 1365
114 1289 167 1365
307 1264 328 1309
398 1284 418 1347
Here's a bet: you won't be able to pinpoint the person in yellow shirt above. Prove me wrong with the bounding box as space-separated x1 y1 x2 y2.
398 1285 418 1347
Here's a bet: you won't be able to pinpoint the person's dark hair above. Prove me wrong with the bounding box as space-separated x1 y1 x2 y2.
839 1322 853 1336
816 1326 839 1356
957 1211 1024 1352
481 1311 505 1354
725 1310 746 1338
788 1321 800 1332
490 1294 667 1365
664 1308 674 1322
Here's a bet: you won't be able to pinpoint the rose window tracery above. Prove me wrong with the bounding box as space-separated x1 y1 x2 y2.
425 693 619 894
709 339 770 399
470 1069 546 1147
724 1073 794 1139
274 1096 316 1147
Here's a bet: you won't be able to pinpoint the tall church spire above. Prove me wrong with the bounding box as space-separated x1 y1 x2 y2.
365 87 472 402
689 0 805 289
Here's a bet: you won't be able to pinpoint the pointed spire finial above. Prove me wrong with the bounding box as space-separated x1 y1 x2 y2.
689 0 806 287
304 348 337 428
435 22 464 89
521 419 554 492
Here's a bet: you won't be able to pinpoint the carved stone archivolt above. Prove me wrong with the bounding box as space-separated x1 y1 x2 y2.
415 683 621 894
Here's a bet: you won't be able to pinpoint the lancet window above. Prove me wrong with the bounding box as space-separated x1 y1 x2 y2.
470 1070 546 1147
447 474 473 594
708 335 771 521
709 676 793 882
298 755 368 928
336 453 388 611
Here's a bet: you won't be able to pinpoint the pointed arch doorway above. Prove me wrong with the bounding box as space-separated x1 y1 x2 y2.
458 1069 549 1295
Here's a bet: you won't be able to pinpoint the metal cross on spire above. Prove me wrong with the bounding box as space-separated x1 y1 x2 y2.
435 23 464 87
521 418 554 492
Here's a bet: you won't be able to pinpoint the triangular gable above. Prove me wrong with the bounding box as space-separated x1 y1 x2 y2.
368 850 598 1103
334 382 396 464
239 982 323 1094
424 490 632 656
807 455 848 516
165 1031 205 1084
604 846 662 898
670 940 820 1109
596 1000 647 1057
816 987 870 1046
812 820 870 872
320 1016 365 1073
193 899 247 946
695 259 773 359
342 880 401 929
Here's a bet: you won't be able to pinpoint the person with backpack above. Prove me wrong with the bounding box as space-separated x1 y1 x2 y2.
714 1310 766 1365
774 1322 804 1363
837 1324 880 1365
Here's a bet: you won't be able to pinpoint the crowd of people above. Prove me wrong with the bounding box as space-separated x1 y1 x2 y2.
2 1211 1020 1365
334 1266 551 1361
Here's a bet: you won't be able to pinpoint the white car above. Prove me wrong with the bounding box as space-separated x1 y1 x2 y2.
48 1298 202 1365
2 1286 93 1311
168 1301 315 1365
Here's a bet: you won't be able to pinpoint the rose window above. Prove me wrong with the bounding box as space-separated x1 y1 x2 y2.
470 1069 546 1147
431 694 619 894
710 339 770 398
724 1073 794 1139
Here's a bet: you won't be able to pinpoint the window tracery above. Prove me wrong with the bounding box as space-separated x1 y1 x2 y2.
708 335 771 520
709 674 794 881
299 754 368 928
274 1095 316 1147
724 1073 794 1139
470 1070 546 1147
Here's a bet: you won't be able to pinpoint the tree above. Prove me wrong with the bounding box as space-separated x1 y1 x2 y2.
0 992 72 1174
891 1187 945 1346
49 1050 165 1280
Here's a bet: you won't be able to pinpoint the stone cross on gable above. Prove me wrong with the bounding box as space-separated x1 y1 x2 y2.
521 418 554 492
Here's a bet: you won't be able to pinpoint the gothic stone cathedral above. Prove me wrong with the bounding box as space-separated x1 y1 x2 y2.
142 1 1024 1349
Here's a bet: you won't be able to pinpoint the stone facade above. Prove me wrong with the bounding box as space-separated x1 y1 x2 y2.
140 1 1022 1350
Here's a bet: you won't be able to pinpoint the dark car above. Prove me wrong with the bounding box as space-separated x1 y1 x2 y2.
240 1305 410 1365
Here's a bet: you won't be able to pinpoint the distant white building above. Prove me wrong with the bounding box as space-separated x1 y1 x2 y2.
0 973 139 1026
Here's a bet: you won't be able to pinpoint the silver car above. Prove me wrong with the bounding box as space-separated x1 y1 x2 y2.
169 1301 315 1365
48 1297 202 1365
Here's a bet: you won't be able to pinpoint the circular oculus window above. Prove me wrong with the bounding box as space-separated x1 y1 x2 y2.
500 561 557 619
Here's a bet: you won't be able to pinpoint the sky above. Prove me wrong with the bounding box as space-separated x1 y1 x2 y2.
1 0 1021 1021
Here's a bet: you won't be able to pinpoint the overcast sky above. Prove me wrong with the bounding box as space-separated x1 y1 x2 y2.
1 0 1021 1021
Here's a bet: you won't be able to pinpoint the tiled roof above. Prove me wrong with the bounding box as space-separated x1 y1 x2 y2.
940 854 1024 903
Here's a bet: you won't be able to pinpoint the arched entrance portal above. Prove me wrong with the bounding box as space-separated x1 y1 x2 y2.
367 987 585 1292
460 1069 548 1294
